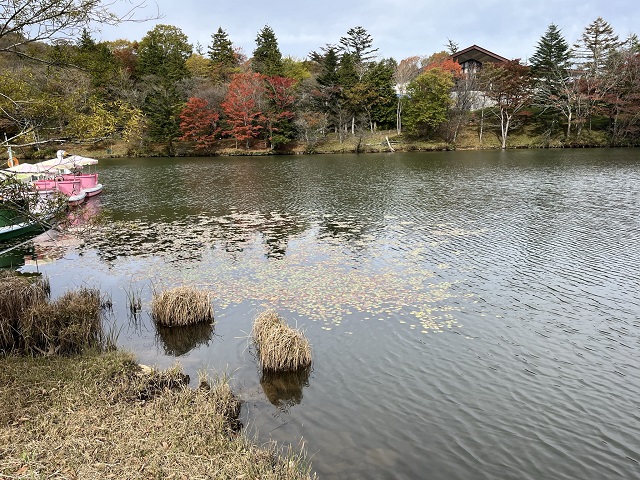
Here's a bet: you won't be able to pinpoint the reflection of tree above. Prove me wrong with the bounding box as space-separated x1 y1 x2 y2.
83 211 310 264
261 215 304 259
155 322 214 356
317 215 372 258
260 367 311 412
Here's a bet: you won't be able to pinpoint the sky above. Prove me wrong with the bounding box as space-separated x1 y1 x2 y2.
97 0 639 62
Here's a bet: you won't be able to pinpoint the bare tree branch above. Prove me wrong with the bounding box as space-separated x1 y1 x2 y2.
1 1 160 55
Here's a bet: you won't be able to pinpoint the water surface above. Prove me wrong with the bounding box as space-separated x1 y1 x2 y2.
7 149 640 480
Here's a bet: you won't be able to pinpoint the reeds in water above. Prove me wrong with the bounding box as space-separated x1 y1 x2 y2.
0 271 50 351
20 287 103 355
151 286 214 327
252 309 312 372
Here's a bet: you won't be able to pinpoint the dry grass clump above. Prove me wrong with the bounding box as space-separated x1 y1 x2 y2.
0 271 50 351
252 309 312 372
151 286 213 326
0 352 315 479
19 287 103 356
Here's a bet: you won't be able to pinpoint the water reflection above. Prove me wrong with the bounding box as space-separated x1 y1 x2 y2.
79 210 309 264
260 367 311 412
155 322 215 356
20 150 640 480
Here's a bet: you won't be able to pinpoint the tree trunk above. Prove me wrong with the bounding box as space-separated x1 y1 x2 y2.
500 109 510 150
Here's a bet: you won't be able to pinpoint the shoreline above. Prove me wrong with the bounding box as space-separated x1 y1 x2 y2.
15 126 631 161
0 350 316 479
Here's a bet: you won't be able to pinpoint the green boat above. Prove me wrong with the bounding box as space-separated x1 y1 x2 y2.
0 204 48 241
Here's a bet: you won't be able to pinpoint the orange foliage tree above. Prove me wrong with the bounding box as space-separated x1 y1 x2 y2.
179 97 220 151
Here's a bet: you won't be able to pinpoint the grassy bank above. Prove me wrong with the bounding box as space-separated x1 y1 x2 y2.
0 350 315 479
0 272 314 479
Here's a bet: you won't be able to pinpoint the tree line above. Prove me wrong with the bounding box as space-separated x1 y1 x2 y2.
1 3 639 156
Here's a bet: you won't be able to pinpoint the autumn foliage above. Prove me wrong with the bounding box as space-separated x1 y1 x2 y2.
424 58 463 79
221 73 265 149
263 75 297 148
179 97 220 150
219 73 297 149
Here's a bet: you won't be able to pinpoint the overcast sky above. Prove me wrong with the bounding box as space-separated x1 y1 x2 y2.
97 0 638 62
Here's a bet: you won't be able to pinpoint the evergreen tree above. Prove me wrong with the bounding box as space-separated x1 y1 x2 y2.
252 25 284 76
74 29 119 94
208 27 238 81
336 53 358 90
529 23 573 136
77 28 95 50
311 47 341 132
339 26 378 63
365 59 397 129
143 83 183 154
574 17 621 75
316 47 339 87
530 23 571 78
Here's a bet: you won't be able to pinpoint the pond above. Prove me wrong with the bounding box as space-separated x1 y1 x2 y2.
4 149 640 479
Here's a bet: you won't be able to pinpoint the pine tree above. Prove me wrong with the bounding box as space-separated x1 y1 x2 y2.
316 47 339 87
530 23 571 78
530 24 577 138
252 25 284 77
208 27 238 81
339 26 378 63
574 17 621 75
77 28 96 50
137 24 193 83
75 29 119 93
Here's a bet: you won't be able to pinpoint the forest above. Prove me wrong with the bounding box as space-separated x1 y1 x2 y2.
1 2 640 158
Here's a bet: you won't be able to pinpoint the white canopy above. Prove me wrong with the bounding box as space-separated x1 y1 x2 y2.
34 150 99 172
5 162 42 173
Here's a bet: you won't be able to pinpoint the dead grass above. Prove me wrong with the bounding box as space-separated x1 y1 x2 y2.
0 271 50 352
151 286 214 327
252 310 312 372
0 351 315 479
20 287 104 356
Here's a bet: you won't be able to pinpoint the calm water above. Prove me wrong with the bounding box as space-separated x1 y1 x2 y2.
5 149 640 479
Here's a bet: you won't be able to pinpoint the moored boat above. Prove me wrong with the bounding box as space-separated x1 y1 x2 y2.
33 178 87 206
0 195 54 241
0 205 49 240
60 173 103 197
29 151 103 205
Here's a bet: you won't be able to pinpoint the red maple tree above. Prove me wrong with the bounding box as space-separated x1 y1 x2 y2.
221 73 265 149
425 58 462 79
179 97 220 150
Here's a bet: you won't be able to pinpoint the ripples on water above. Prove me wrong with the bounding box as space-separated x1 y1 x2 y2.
8 150 640 479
